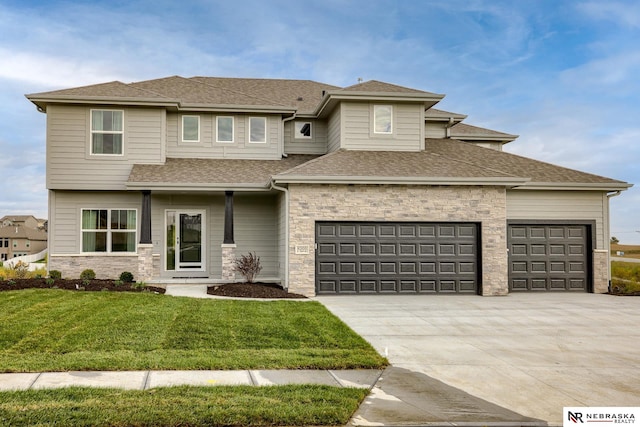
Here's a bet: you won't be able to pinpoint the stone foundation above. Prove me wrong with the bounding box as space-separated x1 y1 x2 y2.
49 254 138 280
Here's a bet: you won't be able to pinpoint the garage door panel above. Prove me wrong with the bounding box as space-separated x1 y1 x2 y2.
316 222 479 295
508 224 590 292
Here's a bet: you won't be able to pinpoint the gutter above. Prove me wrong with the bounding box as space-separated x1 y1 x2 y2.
270 181 290 290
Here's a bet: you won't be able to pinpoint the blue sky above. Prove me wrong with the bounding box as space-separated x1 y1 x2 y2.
1 0 638 243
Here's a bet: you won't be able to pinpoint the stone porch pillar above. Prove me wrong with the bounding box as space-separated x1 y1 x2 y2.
138 190 153 281
222 191 236 281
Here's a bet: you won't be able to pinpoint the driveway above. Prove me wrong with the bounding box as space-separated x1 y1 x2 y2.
318 293 640 426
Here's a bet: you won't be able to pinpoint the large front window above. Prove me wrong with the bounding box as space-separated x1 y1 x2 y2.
82 209 136 253
91 110 123 155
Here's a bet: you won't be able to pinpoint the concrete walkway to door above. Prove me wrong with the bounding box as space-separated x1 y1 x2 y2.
318 293 640 426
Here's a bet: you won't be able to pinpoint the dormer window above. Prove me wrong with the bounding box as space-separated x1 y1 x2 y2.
373 105 392 134
294 121 312 139
182 115 200 142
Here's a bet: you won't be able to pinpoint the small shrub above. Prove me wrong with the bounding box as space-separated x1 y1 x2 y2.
130 281 146 290
11 261 30 279
80 269 96 280
7 279 15 286
119 271 134 283
45 278 55 286
233 252 263 283
49 270 62 280
114 280 124 287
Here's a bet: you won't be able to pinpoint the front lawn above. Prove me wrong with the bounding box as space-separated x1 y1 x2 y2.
0 385 368 427
0 289 387 372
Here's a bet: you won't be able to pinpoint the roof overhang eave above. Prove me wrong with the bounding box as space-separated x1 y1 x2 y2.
511 182 633 191
451 135 519 143
272 175 529 187
176 103 296 114
126 181 271 192
25 95 179 111
314 92 445 117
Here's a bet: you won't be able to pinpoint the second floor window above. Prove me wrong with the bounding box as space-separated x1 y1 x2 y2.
91 110 123 155
182 116 200 142
217 116 234 143
373 105 393 134
249 117 266 143
294 122 312 139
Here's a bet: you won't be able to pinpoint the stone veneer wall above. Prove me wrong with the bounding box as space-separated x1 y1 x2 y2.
287 184 508 297
592 249 609 293
49 255 138 280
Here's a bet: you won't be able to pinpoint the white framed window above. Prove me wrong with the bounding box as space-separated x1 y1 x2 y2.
373 105 393 134
182 115 200 142
91 109 124 155
216 116 234 143
249 117 267 143
294 121 312 139
81 209 137 253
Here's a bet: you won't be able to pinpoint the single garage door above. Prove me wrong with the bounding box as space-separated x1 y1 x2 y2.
508 223 591 292
316 222 479 294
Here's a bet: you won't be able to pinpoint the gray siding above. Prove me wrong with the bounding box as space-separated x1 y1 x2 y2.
506 190 608 249
425 122 446 138
341 102 423 151
166 113 282 160
49 190 142 254
327 105 342 152
47 105 164 190
283 120 328 154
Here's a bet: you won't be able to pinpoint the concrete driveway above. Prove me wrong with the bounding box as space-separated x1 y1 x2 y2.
318 293 640 426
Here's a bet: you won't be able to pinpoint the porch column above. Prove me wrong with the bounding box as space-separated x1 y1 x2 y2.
221 191 237 281
138 190 153 282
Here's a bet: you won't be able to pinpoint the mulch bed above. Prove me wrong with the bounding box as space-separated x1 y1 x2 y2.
207 283 307 299
0 278 166 294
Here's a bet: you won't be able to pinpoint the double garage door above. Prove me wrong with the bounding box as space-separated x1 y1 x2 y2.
316 222 479 294
315 221 592 295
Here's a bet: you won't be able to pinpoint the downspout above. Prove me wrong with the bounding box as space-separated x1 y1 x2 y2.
270 180 289 290
281 113 297 158
445 117 455 138
605 190 622 291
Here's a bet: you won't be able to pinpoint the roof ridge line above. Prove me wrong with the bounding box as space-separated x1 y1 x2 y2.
189 77 292 108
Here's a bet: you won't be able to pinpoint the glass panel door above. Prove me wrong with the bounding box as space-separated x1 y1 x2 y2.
178 213 202 269
166 210 205 271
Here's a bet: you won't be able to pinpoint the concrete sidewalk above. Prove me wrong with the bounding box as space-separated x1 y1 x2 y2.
0 369 382 391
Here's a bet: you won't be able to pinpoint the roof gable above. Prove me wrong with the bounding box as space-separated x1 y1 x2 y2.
340 80 439 96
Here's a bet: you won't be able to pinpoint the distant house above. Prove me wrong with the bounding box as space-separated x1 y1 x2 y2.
26 76 631 296
0 215 48 261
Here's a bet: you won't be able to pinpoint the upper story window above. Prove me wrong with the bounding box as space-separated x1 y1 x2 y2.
91 110 123 155
249 117 267 143
182 115 200 142
217 116 234 143
81 208 137 253
294 121 312 139
373 105 393 134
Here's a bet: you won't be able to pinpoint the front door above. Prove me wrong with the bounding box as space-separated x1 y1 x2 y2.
166 210 205 271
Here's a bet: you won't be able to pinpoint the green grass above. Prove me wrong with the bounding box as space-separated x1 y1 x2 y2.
0 385 369 426
612 261 640 283
0 289 387 372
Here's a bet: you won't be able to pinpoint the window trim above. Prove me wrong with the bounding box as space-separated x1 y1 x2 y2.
181 115 200 143
293 121 313 140
216 116 235 143
80 208 138 254
90 109 124 156
249 117 267 144
373 105 393 135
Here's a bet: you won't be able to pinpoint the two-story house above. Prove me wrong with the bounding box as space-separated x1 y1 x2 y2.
0 215 48 261
26 76 631 296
